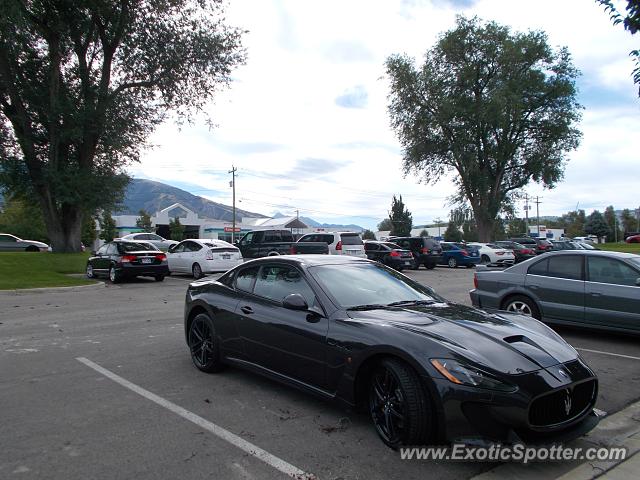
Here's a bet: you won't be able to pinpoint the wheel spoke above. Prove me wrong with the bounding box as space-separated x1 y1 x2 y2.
384 409 396 440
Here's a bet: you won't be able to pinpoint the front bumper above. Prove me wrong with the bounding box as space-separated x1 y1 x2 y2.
426 358 599 445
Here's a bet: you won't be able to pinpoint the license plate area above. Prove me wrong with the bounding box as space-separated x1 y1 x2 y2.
141 257 152 264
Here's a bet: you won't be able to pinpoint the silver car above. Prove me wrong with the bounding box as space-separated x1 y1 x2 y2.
0 233 49 252
470 250 640 335
120 233 178 252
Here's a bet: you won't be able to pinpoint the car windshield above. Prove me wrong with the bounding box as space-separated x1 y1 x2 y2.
309 263 443 309
120 242 155 252
340 233 363 245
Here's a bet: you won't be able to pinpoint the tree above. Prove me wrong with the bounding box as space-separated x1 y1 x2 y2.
0 1 245 252
81 215 97 248
99 211 116 242
419 229 430 237
507 217 527 236
559 209 586 238
444 221 463 242
0 197 48 242
449 206 479 241
136 209 153 233
377 218 393 231
388 195 412 237
620 208 638 234
169 216 184 241
361 229 376 240
385 16 582 242
603 205 621 242
585 210 610 240
597 0 640 96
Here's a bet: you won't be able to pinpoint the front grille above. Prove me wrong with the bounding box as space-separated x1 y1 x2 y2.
529 379 596 427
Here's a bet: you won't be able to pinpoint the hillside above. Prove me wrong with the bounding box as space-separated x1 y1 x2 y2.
118 178 266 221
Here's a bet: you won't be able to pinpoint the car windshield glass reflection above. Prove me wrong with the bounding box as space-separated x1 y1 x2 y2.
120 242 153 252
310 263 443 309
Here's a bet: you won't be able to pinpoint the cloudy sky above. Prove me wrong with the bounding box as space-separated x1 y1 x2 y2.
130 0 640 229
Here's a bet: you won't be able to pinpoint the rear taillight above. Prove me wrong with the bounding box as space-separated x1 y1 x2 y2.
205 250 214 260
289 245 296 255
390 250 400 257
155 253 166 261
421 247 429 254
496 251 504 255
335 241 342 251
121 255 137 263
473 272 478 289
461 250 469 256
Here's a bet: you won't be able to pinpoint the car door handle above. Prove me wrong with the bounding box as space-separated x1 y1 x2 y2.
240 306 254 315
529 285 539 290
590 292 602 297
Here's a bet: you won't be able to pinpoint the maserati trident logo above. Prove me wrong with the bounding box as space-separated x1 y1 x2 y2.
564 389 572 416
558 368 569 379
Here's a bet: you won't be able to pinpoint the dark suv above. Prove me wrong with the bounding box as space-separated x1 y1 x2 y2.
390 236 442 269
509 237 553 255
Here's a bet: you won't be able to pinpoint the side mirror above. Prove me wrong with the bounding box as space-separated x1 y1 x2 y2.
168 245 176 253
282 293 308 311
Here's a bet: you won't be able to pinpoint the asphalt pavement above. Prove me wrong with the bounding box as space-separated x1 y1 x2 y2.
1 267 638 480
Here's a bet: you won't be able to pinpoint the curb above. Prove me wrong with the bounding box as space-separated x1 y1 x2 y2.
470 399 640 480
0 280 105 296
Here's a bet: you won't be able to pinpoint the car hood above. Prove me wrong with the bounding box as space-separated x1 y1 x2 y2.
347 303 578 375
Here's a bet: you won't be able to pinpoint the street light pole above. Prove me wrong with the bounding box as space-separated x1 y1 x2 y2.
229 166 237 243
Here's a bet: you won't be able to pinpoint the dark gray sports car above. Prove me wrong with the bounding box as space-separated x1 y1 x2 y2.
470 250 640 335
184 255 599 448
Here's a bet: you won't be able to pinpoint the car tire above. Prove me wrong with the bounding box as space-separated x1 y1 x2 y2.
188 313 225 373
109 266 121 284
25 246 39 252
155 275 165 282
447 257 458 268
369 358 433 449
481 255 490 264
502 295 541 320
192 263 203 279
411 259 420 270
86 263 94 279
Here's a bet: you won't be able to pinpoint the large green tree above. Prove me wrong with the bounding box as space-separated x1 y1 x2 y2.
135 209 153 233
585 210 610 240
0 0 245 252
0 196 48 242
620 208 638 234
388 195 413 237
386 16 582 242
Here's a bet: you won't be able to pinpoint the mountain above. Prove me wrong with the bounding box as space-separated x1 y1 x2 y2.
118 178 267 222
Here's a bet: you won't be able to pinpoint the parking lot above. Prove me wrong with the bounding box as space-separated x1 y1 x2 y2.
1 267 639 480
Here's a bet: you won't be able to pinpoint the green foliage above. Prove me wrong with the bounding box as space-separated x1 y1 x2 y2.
558 209 586 238
377 218 393 231
620 208 638 234
361 229 376 240
603 205 622 242
597 0 640 96
419 229 430 237
385 16 582 241
388 195 413 237
449 206 479 241
99 212 117 242
136 209 154 233
508 217 527 236
585 210 611 239
0 197 48 243
0 0 245 252
169 216 185 241
444 221 463 242
81 216 98 247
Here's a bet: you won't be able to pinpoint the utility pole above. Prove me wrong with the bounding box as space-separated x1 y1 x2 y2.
434 217 442 238
228 166 237 243
524 194 530 236
535 196 542 237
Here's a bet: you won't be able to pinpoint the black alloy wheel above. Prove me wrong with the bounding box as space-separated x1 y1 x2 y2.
369 359 432 449
188 313 224 373
155 275 165 282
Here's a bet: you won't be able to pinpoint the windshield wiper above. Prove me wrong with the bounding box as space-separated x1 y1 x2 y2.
386 299 436 307
347 304 397 311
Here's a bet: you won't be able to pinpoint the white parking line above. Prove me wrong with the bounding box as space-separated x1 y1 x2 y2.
576 348 640 361
76 357 315 480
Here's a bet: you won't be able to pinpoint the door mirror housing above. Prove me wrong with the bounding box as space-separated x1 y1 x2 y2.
282 293 308 311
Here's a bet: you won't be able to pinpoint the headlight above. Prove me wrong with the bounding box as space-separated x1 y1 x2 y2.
430 359 517 392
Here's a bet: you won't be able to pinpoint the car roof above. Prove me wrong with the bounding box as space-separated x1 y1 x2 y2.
241 254 371 268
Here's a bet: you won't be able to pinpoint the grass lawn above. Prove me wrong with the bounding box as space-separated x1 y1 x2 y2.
0 252 96 290
598 242 640 254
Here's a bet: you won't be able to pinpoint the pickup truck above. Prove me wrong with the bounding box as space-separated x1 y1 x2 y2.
236 229 329 258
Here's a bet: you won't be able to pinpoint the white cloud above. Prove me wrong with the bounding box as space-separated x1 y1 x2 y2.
132 0 640 229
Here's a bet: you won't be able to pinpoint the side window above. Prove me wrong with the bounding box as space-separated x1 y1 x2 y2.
0 235 17 242
441 244 450 251
106 243 118 255
185 241 202 252
323 235 334 244
149 234 162 241
264 231 280 242
172 243 185 253
240 232 254 245
588 257 640 286
235 266 259 293
365 243 378 252
547 256 583 280
97 245 108 255
528 259 548 275
254 265 316 306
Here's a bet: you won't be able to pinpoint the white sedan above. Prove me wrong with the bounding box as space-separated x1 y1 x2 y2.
467 242 515 267
167 239 243 278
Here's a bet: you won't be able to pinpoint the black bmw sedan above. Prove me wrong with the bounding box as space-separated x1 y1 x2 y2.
184 255 599 448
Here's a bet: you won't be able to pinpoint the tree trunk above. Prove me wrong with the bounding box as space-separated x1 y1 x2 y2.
473 208 496 243
38 194 84 253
